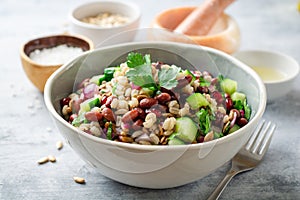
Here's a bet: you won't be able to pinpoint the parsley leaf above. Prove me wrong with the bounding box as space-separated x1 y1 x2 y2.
126 52 151 68
126 64 157 89
233 100 244 110
196 108 211 134
158 65 181 90
233 99 251 120
125 52 181 92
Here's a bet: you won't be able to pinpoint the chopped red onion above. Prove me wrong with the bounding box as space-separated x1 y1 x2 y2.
83 83 99 99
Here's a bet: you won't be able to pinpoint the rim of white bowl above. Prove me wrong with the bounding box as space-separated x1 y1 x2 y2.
69 0 141 30
234 49 300 84
44 41 266 151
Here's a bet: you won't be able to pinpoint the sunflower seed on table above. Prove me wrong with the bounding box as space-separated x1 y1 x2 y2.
37 156 49 164
48 155 56 162
56 141 63 150
73 177 85 184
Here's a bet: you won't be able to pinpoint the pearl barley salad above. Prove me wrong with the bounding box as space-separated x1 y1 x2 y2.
61 52 251 145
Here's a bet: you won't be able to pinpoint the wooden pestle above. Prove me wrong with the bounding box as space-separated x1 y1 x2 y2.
174 0 235 36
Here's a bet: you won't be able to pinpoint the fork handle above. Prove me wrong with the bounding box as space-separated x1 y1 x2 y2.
207 169 238 200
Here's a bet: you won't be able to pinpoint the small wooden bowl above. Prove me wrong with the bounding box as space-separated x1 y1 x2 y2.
151 6 240 54
20 34 94 92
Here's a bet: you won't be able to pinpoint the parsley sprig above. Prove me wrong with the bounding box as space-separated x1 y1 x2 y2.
125 52 181 92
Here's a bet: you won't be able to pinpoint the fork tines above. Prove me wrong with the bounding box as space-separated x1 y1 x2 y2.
245 120 276 155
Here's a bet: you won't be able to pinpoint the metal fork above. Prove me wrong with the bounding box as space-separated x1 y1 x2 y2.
207 120 276 200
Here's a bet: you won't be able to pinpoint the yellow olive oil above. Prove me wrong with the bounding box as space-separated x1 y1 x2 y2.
252 66 286 82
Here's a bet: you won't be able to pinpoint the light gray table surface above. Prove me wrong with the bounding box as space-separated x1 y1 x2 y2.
0 0 299 199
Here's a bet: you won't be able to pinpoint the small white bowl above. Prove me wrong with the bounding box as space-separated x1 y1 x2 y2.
69 0 141 47
234 50 299 102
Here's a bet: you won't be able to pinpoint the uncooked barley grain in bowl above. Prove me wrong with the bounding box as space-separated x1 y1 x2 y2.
60 52 251 145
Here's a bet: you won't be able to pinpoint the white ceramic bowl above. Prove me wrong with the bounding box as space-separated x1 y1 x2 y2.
69 0 141 47
234 50 299 102
44 42 266 189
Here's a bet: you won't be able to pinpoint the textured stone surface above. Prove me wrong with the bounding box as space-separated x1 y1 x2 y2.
0 0 299 199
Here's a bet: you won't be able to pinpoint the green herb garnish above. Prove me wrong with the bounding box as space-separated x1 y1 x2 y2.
196 108 211 135
125 52 181 92
72 113 87 127
127 52 150 68
106 122 113 140
199 76 211 87
158 65 181 90
244 100 251 120
126 64 157 90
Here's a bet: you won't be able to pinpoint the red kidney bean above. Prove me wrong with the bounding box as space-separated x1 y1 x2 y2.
237 117 248 127
177 77 190 88
104 96 115 108
85 111 103 122
185 75 193 83
155 93 171 104
61 97 71 107
212 91 223 104
197 135 205 143
122 109 139 123
160 87 178 99
95 112 103 121
239 110 245 118
132 119 143 130
102 108 115 122
69 114 78 123
225 93 230 99
139 98 158 109
101 95 108 105
226 98 233 111
133 107 146 120
197 86 209 94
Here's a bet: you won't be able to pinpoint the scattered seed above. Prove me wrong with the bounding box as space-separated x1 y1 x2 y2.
37 156 49 164
56 141 63 150
48 155 56 162
73 176 85 184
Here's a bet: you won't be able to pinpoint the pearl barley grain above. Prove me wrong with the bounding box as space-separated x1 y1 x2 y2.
81 12 129 27
29 44 83 66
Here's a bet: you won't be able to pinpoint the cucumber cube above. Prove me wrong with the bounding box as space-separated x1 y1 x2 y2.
174 117 198 143
220 78 237 95
186 93 209 109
